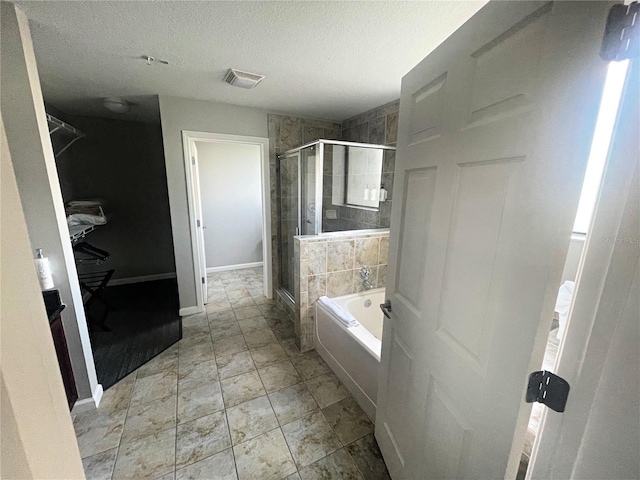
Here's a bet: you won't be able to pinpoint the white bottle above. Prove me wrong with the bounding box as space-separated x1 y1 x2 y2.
363 184 370 201
379 186 388 201
370 185 378 202
34 248 54 290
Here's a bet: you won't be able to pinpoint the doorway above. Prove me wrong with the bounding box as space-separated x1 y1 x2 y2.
182 131 272 312
519 58 631 479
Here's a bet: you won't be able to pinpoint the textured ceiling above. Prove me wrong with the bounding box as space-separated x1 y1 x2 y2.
18 1 486 123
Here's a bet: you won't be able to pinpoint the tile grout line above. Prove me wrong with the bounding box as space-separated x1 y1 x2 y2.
172 345 182 478
110 368 139 479
219 293 308 477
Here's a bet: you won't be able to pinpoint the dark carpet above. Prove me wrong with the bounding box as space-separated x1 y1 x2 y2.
88 279 182 390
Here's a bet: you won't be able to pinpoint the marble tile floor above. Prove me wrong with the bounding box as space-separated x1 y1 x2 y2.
75 267 391 480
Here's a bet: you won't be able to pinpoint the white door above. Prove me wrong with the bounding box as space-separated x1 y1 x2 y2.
529 58 639 479
375 2 613 478
190 141 208 304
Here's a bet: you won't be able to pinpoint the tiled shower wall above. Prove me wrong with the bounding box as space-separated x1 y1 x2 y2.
267 114 342 312
267 100 399 343
332 100 400 231
293 230 390 352
341 99 399 146
321 148 396 233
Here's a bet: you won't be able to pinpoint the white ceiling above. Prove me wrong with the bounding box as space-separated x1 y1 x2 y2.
18 1 486 123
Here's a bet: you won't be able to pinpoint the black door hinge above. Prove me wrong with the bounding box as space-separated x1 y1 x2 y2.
202 277 205 284
526 370 570 412
601 2 639 61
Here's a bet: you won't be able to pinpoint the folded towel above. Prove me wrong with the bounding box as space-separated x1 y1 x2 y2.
317 296 359 328
67 213 107 227
68 200 103 207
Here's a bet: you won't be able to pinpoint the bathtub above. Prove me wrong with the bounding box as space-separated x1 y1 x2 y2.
315 288 384 421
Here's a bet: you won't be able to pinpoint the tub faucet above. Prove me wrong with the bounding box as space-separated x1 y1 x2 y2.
359 266 374 290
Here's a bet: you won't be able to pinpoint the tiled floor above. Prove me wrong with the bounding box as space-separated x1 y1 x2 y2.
76 267 391 480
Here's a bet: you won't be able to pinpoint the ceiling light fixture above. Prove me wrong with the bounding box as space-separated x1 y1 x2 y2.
103 97 130 113
224 69 265 89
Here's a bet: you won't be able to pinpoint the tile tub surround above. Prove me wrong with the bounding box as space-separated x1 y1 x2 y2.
293 230 390 352
75 267 390 479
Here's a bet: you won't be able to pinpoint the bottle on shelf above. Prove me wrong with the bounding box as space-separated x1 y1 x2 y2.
34 248 55 290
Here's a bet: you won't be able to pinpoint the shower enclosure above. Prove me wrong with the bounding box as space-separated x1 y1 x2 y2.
277 140 396 299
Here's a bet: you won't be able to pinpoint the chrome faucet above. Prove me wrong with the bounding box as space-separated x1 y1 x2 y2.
359 266 374 290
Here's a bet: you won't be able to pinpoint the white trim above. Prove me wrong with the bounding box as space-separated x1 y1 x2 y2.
206 261 263 274
108 272 176 286
182 134 206 312
182 130 273 313
71 383 103 413
179 305 201 317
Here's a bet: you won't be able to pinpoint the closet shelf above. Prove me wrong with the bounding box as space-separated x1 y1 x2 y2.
47 113 85 157
69 224 97 242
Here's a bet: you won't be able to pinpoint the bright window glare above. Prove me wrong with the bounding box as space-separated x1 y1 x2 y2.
573 60 629 234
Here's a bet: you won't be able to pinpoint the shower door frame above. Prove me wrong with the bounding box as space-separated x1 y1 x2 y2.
301 142 324 237
277 150 301 302
277 143 324 301
277 140 396 301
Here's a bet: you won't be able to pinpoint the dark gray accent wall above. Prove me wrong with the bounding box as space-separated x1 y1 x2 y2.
54 114 175 280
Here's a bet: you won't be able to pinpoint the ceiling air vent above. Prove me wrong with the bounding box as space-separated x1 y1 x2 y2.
224 69 265 89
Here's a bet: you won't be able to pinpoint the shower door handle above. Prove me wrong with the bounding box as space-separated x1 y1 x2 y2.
380 300 392 319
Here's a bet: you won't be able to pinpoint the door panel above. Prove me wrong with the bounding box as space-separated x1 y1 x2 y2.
422 378 473 478
376 2 611 478
437 157 522 371
191 142 207 302
409 74 447 144
380 334 415 468
466 5 548 128
395 167 437 312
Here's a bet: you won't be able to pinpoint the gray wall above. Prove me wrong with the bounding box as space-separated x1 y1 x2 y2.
1 2 98 402
196 141 263 269
159 95 270 309
55 114 175 280
1 102 85 480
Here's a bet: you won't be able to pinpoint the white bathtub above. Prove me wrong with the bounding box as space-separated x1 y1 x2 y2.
315 288 384 421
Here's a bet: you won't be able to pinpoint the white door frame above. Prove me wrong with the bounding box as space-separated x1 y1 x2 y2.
182 130 272 311
528 58 639 479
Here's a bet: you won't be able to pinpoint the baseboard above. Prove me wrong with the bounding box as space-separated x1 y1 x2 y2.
179 306 201 317
108 272 176 286
72 383 103 413
206 262 263 274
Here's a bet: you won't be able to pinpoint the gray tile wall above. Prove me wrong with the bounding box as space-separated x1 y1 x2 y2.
337 100 399 231
268 115 342 300
268 101 399 351
293 231 390 352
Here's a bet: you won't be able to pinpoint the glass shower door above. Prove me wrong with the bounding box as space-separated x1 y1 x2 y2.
278 152 299 297
300 145 320 235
